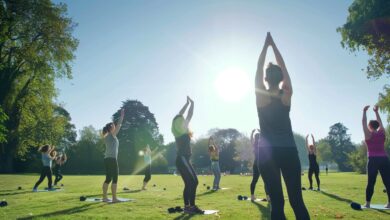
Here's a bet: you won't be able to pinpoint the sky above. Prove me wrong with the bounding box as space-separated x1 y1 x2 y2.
55 0 388 144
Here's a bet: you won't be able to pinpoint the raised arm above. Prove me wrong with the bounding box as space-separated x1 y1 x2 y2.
362 105 371 140
179 98 190 115
373 105 384 131
185 97 194 122
311 134 317 154
269 34 292 96
305 135 310 153
114 108 125 136
250 129 256 146
255 33 271 107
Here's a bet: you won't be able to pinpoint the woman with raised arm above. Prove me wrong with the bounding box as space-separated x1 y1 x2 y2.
33 145 56 191
250 129 269 201
255 32 310 219
306 134 320 191
172 96 203 214
102 108 124 203
208 136 221 190
53 152 67 186
362 105 390 208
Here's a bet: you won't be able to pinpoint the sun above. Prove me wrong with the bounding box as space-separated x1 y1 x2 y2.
214 67 251 102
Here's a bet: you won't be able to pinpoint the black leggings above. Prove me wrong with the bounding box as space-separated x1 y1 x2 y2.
34 166 52 189
366 156 390 202
53 165 63 185
251 159 268 196
144 164 151 183
308 164 320 188
176 155 198 206
104 158 118 184
258 147 310 220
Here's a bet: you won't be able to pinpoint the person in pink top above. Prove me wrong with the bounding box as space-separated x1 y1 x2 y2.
362 105 390 208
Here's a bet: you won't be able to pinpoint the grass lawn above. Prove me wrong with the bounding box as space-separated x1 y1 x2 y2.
0 172 389 219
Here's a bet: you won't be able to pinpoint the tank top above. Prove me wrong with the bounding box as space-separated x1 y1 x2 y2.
175 134 191 157
144 152 152 165
308 153 318 166
365 129 387 157
42 153 52 167
257 90 296 148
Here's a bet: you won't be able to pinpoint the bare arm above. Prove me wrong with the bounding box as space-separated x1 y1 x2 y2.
373 106 384 131
269 35 292 96
179 99 190 115
114 108 125 136
250 129 256 146
185 97 194 122
305 135 310 153
255 33 271 107
311 134 317 155
362 105 371 140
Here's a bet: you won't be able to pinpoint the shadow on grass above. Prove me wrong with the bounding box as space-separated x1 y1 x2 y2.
251 200 270 219
0 191 34 196
118 189 142 194
320 191 390 215
172 213 196 220
196 190 217 197
17 202 105 220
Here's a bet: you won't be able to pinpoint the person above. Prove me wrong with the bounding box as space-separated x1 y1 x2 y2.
325 165 328 175
306 134 320 191
102 108 124 203
53 152 67 186
362 105 390 208
208 137 221 190
172 96 203 214
255 32 310 220
142 145 152 190
250 129 269 201
33 145 56 191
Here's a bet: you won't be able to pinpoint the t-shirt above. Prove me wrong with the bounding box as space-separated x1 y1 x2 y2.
104 134 119 159
42 153 52 167
366 129 387 157
144 152 152 165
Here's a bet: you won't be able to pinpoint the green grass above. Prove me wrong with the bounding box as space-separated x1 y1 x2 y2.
0 173 389 219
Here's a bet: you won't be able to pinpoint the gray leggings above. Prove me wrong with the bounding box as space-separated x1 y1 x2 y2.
211 161 221 188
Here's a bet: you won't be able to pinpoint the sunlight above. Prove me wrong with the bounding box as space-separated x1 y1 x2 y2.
214 67 251 102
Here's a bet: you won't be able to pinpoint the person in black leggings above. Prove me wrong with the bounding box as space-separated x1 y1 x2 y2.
53 153 67 186
250 129 269 201
172 96 203 214
255 32 310 220
306 134 320 191
33 145 56 191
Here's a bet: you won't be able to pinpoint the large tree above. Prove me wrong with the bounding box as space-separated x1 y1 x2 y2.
338 0 390 120
0 0 78 172
115 100 164 174
326 123 356 171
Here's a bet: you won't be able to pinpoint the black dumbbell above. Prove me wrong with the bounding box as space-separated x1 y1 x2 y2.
350 202 362 210
61 184 64 187
153 184 156 187
243 196 248 200
17 186 22 190
0 201 8 207
237 195 243 200
175 206 183 212
384 189 387 193
207 186 210 190
123 187 129 191
167 207 176 213
203 183 206 186
301 187 306 190
79 196 86 201
163 188 166 191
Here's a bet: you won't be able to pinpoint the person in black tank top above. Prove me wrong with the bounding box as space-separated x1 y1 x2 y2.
255 33 310 220
172 96 204 215
306 134 320 191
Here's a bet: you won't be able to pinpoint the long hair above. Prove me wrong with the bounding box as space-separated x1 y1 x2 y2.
103 122 114 135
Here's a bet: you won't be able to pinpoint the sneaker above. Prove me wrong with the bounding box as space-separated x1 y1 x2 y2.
317 188 320 191
184 206 204 214
32 188 37 192
308 187 313 190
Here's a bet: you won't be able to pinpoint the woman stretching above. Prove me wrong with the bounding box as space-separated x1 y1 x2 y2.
255 32 310 219
172 96 203 214
33 145 56 191
362 105 390 208
250 129 269 201
208 137 221 190
53 152 67 186
142 145 152 190
102 108 124 202
306 134 320 191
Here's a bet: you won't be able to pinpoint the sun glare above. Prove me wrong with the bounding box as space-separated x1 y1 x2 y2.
214 67 251 102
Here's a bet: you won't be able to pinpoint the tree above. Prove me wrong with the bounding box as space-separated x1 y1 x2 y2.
326 123 356 171
338 0 390 120
0 0 78 172
191 138 210 169
161 142 177 168
348 142 367 174
293 133 309 167
0 106 8 144
64 126 105 174
316 139 333 164
115 100 164 174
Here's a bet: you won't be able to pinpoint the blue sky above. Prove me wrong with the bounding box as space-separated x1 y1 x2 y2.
55 0 388 144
